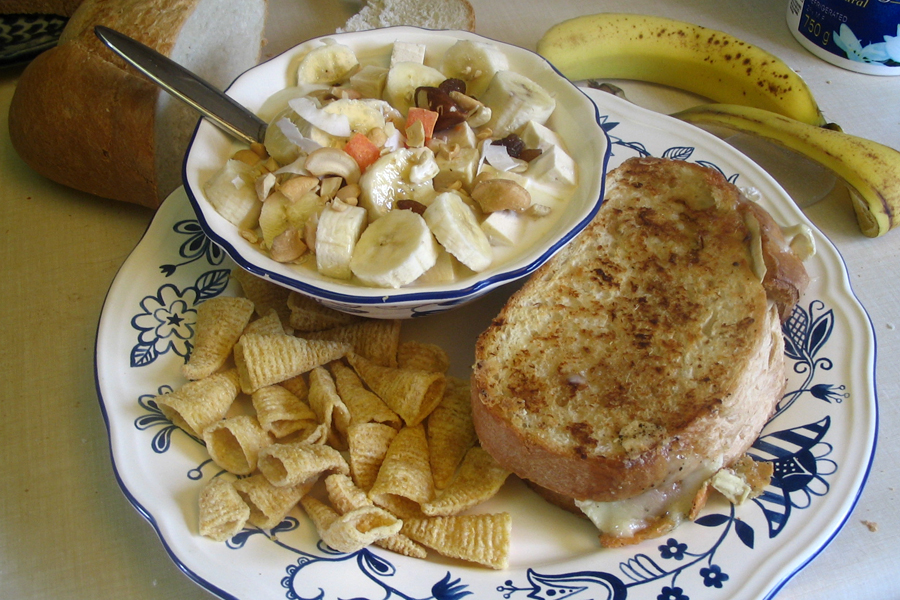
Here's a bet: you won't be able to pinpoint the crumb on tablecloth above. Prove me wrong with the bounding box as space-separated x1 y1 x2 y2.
861 520 878 532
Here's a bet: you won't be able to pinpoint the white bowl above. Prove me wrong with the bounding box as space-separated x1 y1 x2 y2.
183 27 610 319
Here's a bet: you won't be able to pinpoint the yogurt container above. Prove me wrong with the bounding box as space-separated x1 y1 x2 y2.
786 0 900 75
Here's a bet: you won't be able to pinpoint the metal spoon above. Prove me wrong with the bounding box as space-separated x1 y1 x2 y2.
94 26 267 145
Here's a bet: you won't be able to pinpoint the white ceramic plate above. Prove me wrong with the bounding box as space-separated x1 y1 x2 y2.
95 88 877 600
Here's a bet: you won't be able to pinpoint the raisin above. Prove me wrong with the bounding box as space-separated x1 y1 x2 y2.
492 134 526 158
519 148 543 162
439 78 467 95
396 199 428 215
414 86 467 131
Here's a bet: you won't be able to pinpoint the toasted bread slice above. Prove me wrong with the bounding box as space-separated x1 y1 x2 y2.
472 157 804 509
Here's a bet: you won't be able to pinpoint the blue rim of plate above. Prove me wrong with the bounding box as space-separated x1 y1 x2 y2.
96 48 878 600
759 238 879 600
93 183 878 600
181 26 612 307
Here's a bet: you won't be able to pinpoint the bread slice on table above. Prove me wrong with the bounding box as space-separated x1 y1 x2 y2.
471 156 809 546
8 0 267 209
338 0 475 32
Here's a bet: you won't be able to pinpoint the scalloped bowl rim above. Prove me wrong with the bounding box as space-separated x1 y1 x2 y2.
183 26 610 308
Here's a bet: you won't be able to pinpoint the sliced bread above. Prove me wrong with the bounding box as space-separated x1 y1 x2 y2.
8 0 267 209
1 0 84 15
338 0 475 32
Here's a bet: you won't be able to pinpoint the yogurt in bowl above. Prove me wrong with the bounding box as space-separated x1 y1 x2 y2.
183 27 610 319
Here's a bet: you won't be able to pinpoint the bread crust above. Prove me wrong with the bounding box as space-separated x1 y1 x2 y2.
7 0 267 209
472 157 796 503
9 39 159 206
1 0 84 15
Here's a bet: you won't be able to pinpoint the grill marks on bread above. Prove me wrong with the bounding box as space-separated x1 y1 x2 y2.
472 157 792 502
488 166 765 455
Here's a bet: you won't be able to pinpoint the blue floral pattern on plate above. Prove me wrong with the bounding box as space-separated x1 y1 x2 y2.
94 88 877 600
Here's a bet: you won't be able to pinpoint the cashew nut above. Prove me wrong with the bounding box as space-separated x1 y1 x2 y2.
471 178 531 213
255 172 277 202
449 91 492 128
449 91 479 111
270 227 308 263
304 147 361 184
409 147 440 184
319 176 343 200
279 175 319 202
233 148 262 166
335 183 361 203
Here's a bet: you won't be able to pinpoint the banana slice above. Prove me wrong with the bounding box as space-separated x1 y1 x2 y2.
256 84 330 123
296 43 359 85
383 62 446 116
423 192 492 272
202 159 263 230
350 209 440 288
480 71 556 138
286 190 327 232
442 40 510 98
265 106 330 164
258 191 291 247
358 148 437 220
316 200 369 279
323 98 387 135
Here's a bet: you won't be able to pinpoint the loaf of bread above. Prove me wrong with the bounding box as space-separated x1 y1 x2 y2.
471 157 809 543
8 0 267 209
1 0 84 16
338 0 475 32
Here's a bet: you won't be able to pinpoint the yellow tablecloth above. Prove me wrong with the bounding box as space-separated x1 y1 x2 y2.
2 1 899 598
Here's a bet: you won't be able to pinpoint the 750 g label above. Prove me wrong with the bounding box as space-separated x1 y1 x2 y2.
794 0 900 68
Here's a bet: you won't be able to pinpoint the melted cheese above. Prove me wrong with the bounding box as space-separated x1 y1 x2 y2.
575 461 721 539
782 223 816 261
743 211 767 282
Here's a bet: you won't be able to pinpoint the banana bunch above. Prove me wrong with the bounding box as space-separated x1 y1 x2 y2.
673 104 900 237
536 13 827 127
537 13 900 237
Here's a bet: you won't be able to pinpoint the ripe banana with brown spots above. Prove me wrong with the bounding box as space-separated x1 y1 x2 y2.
673 103 900 237
536 13 827 127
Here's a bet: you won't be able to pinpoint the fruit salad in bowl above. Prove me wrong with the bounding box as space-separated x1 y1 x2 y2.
183 27 610 318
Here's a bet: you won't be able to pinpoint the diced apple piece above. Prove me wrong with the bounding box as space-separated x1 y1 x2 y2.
524 145 577 197
481 210 524 246
390 41 426 66
433 147 480 192
416 247 458 285
519 120 567 153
